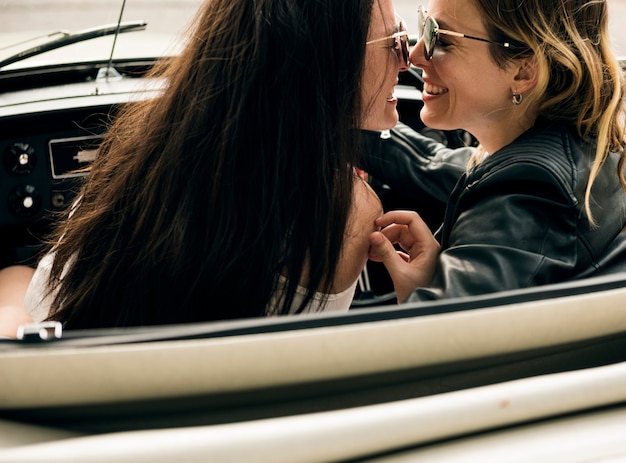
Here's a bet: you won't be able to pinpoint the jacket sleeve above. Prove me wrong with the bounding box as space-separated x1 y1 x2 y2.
407 159 582 302
359 123 472 229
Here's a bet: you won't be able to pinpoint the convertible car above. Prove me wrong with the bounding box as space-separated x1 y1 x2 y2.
1 1 626 461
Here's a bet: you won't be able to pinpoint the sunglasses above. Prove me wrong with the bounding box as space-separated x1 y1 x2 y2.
366 18 410 68
417 5 513 61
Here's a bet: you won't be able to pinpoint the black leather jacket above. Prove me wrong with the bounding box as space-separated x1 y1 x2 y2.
361 121 626 301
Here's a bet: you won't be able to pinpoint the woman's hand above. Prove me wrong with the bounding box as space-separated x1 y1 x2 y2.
368 210 440 303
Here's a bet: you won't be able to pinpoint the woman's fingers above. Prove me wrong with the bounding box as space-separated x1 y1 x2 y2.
368 231 408 263
375 210 428 229
369 211 440 303
376 211 436 255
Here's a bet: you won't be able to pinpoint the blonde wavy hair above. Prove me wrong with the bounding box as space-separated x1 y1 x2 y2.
472 0 626 223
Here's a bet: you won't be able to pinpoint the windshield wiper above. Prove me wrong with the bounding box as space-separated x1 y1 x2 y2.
0 21 147 70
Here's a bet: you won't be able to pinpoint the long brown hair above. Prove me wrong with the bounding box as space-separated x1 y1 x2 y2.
46 0 374 328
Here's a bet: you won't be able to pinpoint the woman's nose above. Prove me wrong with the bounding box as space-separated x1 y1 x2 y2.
409 38 427 69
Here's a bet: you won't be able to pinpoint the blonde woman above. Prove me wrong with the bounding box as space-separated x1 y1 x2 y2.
369 0 626 302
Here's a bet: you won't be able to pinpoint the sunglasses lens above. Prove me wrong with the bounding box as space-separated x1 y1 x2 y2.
398 35 409 67
395 35 409 67
424 16 436 60
397 21 409 67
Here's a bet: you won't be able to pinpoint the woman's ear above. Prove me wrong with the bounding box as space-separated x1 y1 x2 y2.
511 55 538 95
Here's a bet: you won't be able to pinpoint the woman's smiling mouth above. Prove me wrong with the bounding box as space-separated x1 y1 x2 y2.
386 92 398 103
423 81 449 95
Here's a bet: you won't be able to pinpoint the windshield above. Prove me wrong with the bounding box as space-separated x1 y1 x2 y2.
2 0 625 72
0 0 203 71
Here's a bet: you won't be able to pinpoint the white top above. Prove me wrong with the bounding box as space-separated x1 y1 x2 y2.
24 252 56 323
24 252 357 323
266 275 358 316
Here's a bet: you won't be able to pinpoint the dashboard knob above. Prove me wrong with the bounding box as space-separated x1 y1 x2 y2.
8 184 41 217
3 142 36 175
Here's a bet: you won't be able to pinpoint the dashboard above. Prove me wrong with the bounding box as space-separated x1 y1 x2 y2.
0 64 163 268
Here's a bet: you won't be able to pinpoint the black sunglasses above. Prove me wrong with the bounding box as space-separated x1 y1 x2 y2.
366 18 410 68
418 5 513 61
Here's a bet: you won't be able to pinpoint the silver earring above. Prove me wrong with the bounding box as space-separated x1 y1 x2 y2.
512 91 523 105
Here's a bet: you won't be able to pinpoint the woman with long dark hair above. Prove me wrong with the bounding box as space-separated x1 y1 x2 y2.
7 0 410 330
